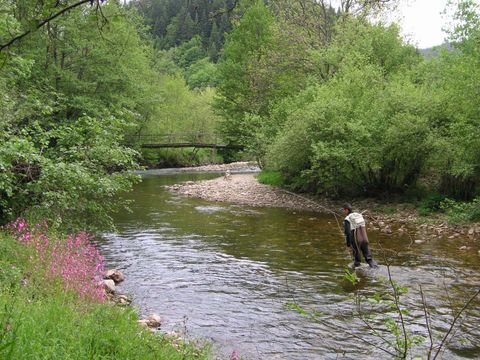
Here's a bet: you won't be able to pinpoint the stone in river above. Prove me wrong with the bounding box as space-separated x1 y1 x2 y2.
102 279 116 293
104 269 125 284
146 314 162 328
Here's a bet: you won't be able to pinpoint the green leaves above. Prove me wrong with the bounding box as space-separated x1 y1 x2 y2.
343 268 360 285
0 1 152 230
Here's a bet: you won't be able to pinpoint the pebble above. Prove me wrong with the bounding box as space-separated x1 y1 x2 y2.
459 246 467 250
115 294 132 305
414 240 424 244
381 227 392 234
138 319 149 327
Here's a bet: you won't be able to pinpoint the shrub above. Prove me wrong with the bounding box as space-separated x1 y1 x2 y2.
266 66 430 197
440 197 480 224
256 170 284 186
417 193 446 216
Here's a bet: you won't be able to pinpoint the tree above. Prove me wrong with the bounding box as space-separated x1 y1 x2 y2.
0 1 164 229
265 20 427 196
421 0 480 199
0 0 105 52
215 1 312 147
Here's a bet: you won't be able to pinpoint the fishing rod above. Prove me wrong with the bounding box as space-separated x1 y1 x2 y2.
278 189 360 264
278 189 344 234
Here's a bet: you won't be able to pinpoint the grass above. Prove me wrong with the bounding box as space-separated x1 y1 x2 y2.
0 228 209 360
256 170 284 187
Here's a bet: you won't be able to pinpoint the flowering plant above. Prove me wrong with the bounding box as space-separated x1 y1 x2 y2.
8 218 106 302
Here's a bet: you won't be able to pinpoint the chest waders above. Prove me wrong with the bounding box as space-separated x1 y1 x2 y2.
346 213 373 267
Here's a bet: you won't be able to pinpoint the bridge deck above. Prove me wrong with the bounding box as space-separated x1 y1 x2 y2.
140 143 243 149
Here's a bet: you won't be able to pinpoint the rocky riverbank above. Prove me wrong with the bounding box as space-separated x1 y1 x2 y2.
101 268 189 347
170 161 259 173
167 173 480 245
167 173 333 212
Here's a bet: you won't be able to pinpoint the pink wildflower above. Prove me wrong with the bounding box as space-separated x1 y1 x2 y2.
8 218 106 302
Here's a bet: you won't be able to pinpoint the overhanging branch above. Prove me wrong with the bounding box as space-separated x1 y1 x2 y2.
0 0 101 52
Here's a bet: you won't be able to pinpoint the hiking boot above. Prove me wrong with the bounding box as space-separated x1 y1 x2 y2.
367 260 379 269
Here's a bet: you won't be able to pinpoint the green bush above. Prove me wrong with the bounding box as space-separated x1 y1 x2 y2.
417 193 446 216
440 197 480 224
266 65 430 197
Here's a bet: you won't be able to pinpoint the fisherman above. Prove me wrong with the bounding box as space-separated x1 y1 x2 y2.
343 203 378 268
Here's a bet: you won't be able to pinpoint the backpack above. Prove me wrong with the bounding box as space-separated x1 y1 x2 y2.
346 212 366 230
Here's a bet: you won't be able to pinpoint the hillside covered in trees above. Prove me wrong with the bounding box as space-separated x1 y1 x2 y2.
131 0 235 61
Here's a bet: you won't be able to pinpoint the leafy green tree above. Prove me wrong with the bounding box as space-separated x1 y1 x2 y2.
215 1 311 146
139 74 220 139
265 20 427 196
185 58 218 89
0 1 165 229
421 0 480 199
171 35 207 69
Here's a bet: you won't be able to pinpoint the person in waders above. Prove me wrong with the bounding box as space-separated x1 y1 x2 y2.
343 203 378 268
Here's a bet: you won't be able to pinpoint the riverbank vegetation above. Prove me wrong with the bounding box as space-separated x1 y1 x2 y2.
0 219 208 359
212 0 480 224
0 1 217 357
0 0 222 229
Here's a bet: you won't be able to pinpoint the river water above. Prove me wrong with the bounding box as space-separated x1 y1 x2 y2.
100 171 480 359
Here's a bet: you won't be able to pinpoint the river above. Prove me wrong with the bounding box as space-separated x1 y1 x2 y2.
100 170 480 359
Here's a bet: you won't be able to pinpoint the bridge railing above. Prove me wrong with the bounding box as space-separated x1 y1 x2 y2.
125 132 221 145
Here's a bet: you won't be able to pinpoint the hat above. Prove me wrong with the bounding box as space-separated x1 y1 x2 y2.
342 203 352 212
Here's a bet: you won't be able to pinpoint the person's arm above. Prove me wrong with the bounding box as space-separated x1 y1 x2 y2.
344 219 352 247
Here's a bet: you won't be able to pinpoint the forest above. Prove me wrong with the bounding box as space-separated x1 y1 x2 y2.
1 1 479 359
0 0 479 228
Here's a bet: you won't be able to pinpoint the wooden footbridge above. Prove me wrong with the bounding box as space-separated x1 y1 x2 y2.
126 133 243 150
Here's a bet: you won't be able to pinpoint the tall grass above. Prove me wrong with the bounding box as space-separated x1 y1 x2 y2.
256 170 284 187
0 220 209 360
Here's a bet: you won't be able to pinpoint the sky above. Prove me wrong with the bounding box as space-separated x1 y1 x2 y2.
394 0 450 48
